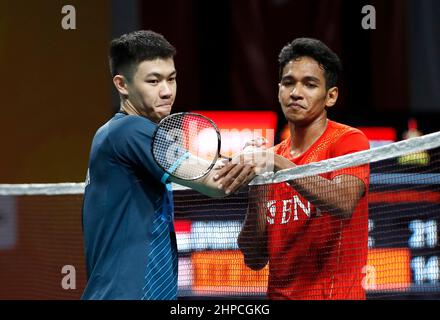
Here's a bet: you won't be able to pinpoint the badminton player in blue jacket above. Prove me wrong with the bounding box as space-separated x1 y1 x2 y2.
82 30 263 300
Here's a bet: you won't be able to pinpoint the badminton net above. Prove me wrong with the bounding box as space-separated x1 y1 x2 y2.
0 131 439 299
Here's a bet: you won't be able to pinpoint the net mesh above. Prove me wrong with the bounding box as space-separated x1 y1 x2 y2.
1 132 440 299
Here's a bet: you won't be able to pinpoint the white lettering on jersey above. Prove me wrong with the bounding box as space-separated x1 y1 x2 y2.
266 200 276 225
294 195 311 218
281 199 293 224
266 196 316 225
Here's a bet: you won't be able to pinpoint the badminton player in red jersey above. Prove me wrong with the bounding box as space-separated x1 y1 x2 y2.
234 38 370 299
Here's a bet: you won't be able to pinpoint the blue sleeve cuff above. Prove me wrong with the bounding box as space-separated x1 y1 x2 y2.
160 151 191 184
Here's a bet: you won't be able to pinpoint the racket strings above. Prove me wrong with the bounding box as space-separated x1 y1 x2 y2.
153 113 221 180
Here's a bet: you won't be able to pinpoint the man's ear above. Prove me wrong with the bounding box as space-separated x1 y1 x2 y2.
113 75 130 96
325 87 339 109
277 82 282 104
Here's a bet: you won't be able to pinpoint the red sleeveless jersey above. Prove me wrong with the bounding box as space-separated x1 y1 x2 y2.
266 120 370 299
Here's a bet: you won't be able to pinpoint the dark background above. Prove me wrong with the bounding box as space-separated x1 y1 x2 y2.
138 0 439 134
0 0 439 180
0 0 439 301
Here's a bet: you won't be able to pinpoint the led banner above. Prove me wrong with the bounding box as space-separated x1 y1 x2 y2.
191 111 278 157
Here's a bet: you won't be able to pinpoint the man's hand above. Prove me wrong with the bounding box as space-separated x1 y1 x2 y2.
213 161 257 195
212 137 280 195
213 150 274 194
243 137 268 151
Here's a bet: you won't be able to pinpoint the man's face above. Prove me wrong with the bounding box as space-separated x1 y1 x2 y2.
278 56 336 126
126 58 176 123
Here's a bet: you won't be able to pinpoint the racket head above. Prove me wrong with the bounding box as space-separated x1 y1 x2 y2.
151 112 222 181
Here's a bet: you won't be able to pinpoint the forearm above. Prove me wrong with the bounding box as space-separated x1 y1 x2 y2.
238 201 268 270
196 168 229 198
288 175 362 219
171 168 227 198
273 153 296 172
270 153 363 219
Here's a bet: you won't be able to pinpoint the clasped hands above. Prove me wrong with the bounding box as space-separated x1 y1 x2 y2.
213 137 273 195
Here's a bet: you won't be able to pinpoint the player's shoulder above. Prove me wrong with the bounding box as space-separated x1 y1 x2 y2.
111 113 156 129
328 120 367 139
109 113 157 137
328 120 361 134
273 136 291 156
328 120 369 149
92 114 158 154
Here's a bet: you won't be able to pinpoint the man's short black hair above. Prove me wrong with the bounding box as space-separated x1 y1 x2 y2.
109 30 176 80
278 37 342 89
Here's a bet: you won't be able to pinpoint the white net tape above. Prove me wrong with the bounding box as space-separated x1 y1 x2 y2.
2 131 440 195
